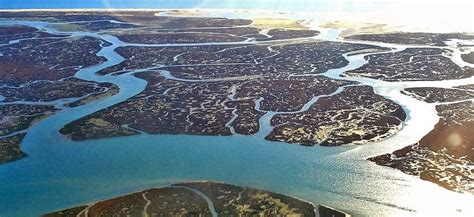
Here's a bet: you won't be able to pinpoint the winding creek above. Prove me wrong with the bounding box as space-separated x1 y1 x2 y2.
0 18 473 217
172 185 219 217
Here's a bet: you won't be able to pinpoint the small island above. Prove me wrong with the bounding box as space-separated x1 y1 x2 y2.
42 181 348 217
267 85 406 146
401 86 474 103
0 133 27 164
0 104 57 163
369 86 474 194
344 48 474 81
461 52 474 64
345 32 474 46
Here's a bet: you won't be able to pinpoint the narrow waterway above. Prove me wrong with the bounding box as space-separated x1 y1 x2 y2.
172 186 219 217
0 19 473 217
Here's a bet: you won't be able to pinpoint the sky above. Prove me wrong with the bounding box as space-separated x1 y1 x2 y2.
0 0 472 32
0 0 470 12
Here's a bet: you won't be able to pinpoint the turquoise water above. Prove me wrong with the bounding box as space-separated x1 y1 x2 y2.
0 17 474 217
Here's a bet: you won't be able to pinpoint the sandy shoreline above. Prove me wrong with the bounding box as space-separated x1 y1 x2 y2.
1 8 472 33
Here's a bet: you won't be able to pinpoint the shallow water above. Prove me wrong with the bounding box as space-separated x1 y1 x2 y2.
0 17 473 217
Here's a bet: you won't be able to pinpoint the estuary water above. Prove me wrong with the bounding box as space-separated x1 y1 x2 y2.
0 17 473 217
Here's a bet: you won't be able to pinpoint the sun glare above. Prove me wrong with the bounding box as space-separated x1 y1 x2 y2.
447 132 463 147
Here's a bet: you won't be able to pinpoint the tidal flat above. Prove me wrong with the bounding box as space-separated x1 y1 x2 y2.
43 181 347 216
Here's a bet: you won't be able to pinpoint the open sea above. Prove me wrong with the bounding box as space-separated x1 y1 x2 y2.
1 0 472 32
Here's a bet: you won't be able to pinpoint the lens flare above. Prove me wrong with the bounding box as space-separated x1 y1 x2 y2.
447 132 463 147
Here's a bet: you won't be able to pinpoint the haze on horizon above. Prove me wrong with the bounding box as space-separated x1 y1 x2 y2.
0 0 472 32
